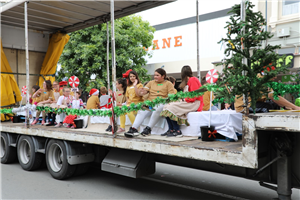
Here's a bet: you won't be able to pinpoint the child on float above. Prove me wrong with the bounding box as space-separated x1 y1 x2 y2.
168 76 177 94
71 90 85 109
63 90 85 128
98 86 114 132
109 78 128 133
201 76 218 111
54 87 73 127
86 88 100 109
45 81 61 126
160 65 204 137
29 85 40 121
31 80 55 125
125 68 175 137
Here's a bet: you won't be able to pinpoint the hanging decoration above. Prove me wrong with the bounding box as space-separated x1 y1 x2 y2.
69 76 80 88
22 86 27 95
206 69 219 84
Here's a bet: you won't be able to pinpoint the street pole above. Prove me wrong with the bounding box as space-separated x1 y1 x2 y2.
24 1 30 128
196 0 200 81
241 0 248 114
110 0 116 92
110 0 117 136
107 21 110 90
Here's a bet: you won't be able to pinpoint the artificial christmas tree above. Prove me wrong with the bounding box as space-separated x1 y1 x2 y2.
215 1 290 114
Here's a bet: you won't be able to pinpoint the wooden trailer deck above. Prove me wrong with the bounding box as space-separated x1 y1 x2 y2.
1 121 252 168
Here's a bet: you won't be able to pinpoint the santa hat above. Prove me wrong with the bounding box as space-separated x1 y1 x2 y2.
122 69 132 78
89 88 99 96
59 81 68 86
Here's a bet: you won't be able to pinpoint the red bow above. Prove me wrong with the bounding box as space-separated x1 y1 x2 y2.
122 69 132 78
208 130 217 138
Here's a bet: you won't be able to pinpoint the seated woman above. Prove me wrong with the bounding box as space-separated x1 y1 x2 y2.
124 68 175 137
31 80 55 125
160 65 204 137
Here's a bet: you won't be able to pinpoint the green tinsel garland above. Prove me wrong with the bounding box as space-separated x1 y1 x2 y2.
0 108 13 114
24 90 206 117
266 82 300 100
212 82 300 104
1 82 298 115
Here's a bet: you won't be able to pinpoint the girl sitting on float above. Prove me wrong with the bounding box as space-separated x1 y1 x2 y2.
160 65 204 137
125 68 175 137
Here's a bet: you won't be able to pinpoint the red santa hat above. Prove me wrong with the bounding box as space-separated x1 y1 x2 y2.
89 88 99 96
122 69 132 78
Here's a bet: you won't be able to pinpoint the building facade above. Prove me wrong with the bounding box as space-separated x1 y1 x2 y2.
138 0 300 81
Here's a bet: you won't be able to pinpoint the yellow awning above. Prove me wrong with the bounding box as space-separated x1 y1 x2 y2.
1 40 22 106
38 32 70 87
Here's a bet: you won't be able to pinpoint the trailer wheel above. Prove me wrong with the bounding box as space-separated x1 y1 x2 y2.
17 135 44 171
1 133 17 164
46 139 76 180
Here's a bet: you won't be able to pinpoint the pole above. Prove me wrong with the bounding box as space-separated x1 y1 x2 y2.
110 0 117 136
240 0 247 114
196 0 200 81
208 90 212 128
24 2 30 128
106 21 110 90
110 0 116 92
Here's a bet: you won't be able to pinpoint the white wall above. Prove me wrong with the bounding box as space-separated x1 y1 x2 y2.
137 0 243 73
138 0 241 26
1 24 49 52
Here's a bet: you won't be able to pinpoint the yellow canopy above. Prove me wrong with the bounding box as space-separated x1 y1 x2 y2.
38 32 70 87
1 40 22 107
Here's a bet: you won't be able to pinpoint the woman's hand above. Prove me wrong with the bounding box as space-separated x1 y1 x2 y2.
133 79 138 87
108 89 113 96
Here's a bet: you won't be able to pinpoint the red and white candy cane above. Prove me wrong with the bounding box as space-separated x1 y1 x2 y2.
68 76 80 88
22 86 27 94
206 69 219 84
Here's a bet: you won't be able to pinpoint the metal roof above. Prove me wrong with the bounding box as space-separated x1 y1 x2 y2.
1 0 173 33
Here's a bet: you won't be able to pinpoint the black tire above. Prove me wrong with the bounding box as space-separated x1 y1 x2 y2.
74 163 90 177
17 135 44 171
45 139 76 180
1 133 17 164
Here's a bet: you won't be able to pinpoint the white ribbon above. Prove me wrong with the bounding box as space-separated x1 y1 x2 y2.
12 104 36 114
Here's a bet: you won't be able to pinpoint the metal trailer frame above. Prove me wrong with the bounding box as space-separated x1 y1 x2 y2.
1 113 299 200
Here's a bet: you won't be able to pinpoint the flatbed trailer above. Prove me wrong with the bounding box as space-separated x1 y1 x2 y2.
1 112 300 200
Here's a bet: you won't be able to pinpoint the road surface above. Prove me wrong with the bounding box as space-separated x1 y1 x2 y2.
1 162 300 199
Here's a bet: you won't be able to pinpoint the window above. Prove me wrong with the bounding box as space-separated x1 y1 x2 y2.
282 0 300 16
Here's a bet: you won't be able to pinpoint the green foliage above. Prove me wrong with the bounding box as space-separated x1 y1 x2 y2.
57 15 154 92
215 1 290 113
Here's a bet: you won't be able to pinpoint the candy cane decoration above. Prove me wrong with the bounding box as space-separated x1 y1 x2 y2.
69 76 80 88
22 86 27 94
206 69 219 84
206 69 219 128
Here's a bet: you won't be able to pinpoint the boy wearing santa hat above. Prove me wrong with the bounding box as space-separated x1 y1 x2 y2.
86 88 100 109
